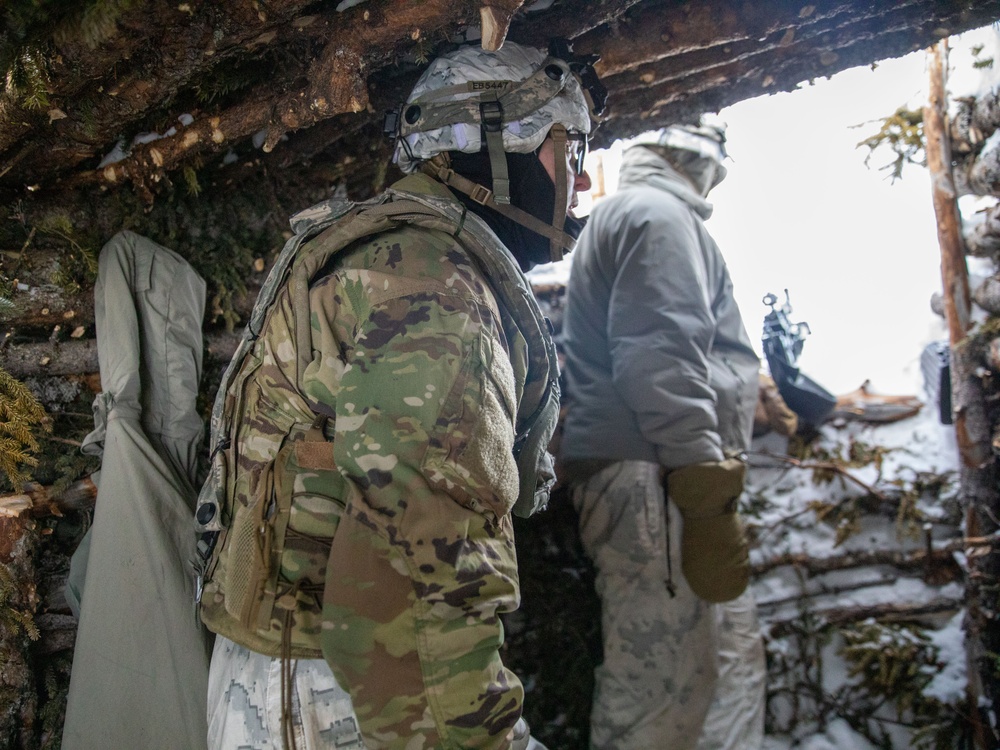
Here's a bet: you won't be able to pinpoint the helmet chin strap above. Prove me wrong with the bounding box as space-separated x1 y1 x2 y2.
548 124 570 264
421 149 578 262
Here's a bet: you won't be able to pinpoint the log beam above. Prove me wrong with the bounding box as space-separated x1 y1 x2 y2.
752 533 999 577
0 478 98 520
1 331 241 379
767 597 963 637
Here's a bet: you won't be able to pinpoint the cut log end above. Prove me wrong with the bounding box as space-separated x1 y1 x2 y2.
480 5 512 52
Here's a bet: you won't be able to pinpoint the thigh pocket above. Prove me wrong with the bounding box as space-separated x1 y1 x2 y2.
600 468 664 563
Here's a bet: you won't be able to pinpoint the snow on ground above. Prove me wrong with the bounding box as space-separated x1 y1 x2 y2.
747 396 966 747
763 718 880 750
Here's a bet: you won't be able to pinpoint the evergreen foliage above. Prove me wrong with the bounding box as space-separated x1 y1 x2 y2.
37 654 71 750
0 367 48 490
3 45 51 110
0 1 59 88
36 211 99 295
856 107 925 182
53 0 140 50
0 564 38 642
182 166 201 198
841 621 964 749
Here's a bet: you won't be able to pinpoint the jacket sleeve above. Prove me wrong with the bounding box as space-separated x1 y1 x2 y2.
605 199 726 469
309 274 523 750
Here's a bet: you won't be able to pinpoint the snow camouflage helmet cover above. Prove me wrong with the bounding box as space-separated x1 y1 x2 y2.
656 121 728 164
393 41 593 173
642 119 729 196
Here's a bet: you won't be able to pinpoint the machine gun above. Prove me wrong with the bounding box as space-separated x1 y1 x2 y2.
762 290 836 425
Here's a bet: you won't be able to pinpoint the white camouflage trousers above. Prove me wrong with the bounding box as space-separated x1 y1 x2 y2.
207 635 366 750
207 636 547 749
572 460 766 750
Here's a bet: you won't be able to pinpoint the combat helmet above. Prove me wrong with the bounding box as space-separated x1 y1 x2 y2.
385 39 606 263
642 118 729 197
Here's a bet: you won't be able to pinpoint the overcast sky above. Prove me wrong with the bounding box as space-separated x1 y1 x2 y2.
707 50 945 396
542 29 1000 398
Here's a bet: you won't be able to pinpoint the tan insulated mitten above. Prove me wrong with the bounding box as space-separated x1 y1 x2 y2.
667 457 750 603
758 373 798 437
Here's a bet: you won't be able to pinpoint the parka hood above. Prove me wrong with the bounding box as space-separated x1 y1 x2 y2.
618 145 715 220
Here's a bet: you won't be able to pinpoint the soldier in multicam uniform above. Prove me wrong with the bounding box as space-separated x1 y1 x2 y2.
195 39 603 750
560 123 767 749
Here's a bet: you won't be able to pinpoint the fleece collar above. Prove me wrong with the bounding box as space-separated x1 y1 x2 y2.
617 145 714 220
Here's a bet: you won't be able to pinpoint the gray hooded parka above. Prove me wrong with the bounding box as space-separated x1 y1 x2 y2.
561 145 759 470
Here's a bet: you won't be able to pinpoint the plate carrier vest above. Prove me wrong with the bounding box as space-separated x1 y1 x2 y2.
194 186 560 658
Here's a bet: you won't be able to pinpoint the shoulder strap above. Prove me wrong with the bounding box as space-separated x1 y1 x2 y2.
197 188 559 533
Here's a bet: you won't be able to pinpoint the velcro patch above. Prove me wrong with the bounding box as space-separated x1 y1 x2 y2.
295 441 337 470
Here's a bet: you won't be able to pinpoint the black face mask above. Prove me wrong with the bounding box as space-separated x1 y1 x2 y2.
447 150 584 272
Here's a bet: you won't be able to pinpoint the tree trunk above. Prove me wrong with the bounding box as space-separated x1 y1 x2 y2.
928 39 1000 747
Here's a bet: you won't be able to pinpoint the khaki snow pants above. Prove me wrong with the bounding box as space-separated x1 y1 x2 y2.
572 460 766 750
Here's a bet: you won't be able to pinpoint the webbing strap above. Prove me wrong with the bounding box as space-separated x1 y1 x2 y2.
398 57 571 137
483 100 511 205
420 156 577 253
548 123 569 263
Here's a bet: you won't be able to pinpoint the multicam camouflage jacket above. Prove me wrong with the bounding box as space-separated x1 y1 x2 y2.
195 172 559 748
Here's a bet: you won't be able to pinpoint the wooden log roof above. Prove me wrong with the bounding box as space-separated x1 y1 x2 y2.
2 0 1000 370
3 0 1000 208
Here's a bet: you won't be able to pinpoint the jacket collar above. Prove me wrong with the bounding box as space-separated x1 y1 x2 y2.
617 145 714 220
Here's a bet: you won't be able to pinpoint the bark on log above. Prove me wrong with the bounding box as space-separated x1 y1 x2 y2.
965 137 1000 196
987 337 1000 372
973 274 1000 314
954 340 1000 746
0 517 39 747
34 613 77 656
751 533 997 577
598 0 917 95
6 0 999 198
602 22 936 144
64 1 482 199
2 330 241 379
1 277 263 335
925 58 1000 734
0 0 327 173
966 204 1000 258
0 284 94 332
767 597 963 637
0 478 98 520
952 84 1000 155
